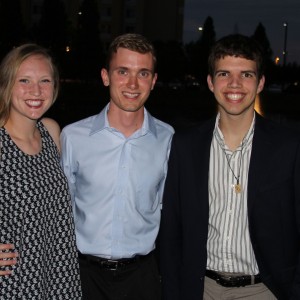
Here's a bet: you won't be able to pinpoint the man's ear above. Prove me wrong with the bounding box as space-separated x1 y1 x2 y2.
151 73 158 90
257 75 265 94
101 68 109 86
207 75 214 92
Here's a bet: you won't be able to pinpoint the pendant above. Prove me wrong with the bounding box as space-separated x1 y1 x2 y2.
234 184 242 193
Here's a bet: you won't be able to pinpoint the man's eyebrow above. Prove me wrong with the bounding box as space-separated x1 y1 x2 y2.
114 66 154 73
214 69 229 75
214 70 257 74
241 70 257 74
215 69 229 73
139 68 153 72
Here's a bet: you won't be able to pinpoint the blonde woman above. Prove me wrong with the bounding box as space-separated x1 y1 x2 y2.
0 44 81 299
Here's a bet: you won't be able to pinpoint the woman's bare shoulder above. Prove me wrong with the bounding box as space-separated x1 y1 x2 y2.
41 118 61 152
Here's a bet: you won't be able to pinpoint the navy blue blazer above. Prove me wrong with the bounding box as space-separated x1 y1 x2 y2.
160 113 300 300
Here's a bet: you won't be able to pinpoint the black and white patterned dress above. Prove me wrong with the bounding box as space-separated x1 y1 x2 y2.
0 122 82 299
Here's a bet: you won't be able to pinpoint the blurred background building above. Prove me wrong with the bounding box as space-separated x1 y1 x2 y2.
1 0 299 130
19 0 185 50
1 0 298 87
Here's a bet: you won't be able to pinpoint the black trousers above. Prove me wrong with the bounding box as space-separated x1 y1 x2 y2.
79 252 161 300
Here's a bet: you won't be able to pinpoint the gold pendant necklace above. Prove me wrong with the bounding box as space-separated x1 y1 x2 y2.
224 150 243 194
234 182 242 194
216 124 254 194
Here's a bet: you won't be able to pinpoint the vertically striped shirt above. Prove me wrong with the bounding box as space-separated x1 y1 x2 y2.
207 114 259 275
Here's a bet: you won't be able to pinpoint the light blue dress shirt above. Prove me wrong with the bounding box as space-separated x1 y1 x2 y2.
60 104 174 259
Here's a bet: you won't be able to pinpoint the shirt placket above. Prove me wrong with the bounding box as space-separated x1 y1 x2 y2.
222 150 240 272
111 140 130 257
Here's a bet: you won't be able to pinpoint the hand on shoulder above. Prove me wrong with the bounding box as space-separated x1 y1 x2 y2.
0 243 18 276
41 118 61 152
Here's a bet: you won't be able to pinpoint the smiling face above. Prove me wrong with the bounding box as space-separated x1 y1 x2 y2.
207 55 265 119
101 47 157 113
10 54 54 121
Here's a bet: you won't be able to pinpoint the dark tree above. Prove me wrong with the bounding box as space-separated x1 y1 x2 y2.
185 16 216 84
154 40 188 83
73 0 103 80
33 0 69 76
37 0 68 48
0 0 25 58
199 16 216 78
252 22 274 83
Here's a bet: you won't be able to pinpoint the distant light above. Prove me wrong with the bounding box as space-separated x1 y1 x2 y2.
66 46 70 52
78 11 82 15
198 26 203 31
275 57 280 64
283 22 288 27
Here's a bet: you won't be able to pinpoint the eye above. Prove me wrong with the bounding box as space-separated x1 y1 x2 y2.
41 78 52 83
242 72 254 78
118 69 128 75
216 72 228 77
139 71 150 78
19 78 29 83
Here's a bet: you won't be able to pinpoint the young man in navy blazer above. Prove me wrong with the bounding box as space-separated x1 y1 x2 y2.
160 34 300 299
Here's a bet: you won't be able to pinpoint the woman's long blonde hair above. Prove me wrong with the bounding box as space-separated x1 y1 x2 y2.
0 44 60 127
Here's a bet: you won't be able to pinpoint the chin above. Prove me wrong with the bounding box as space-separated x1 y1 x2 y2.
123 105 143 112
28 113 45 120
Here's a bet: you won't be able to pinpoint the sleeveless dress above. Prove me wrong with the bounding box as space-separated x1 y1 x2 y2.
0 122 82 299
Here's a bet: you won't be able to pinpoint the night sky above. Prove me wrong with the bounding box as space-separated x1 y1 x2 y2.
183 0 300 65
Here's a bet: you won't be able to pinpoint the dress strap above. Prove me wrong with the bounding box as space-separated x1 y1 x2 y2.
0 127 3 162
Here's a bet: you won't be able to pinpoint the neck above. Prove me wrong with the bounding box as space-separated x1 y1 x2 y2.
219 111 254 151
107 105 144 138
4 117 38 141
4 116 41 155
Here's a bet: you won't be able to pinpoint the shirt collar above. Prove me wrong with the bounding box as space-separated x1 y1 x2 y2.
214 112 255 150
89 103 158 138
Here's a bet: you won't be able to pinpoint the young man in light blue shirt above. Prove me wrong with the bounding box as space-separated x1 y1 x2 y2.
60 33 174 300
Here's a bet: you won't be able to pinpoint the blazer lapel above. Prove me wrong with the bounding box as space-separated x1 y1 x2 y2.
194 120 215 209
248 114 274 215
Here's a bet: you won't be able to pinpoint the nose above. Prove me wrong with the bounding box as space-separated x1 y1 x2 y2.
126 75 138 90
30 82 42 96
228 75 242 88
